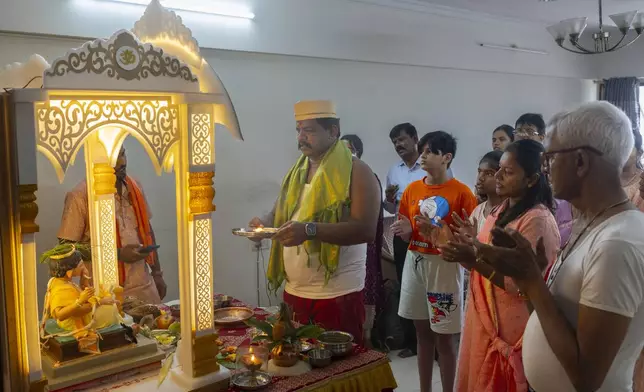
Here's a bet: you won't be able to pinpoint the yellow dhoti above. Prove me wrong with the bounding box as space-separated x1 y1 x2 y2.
44 278 122 354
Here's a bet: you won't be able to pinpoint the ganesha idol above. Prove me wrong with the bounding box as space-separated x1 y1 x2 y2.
39 243 132 360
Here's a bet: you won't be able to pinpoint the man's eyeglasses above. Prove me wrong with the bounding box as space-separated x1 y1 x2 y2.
541 146 604 172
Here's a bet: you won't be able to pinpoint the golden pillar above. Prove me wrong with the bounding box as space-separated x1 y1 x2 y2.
189 171 216 214
188 171 219 378
87 160 119 288
18 184 46 390
18 184 39 234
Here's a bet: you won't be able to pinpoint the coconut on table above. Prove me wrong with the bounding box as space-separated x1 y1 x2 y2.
0 0 243 390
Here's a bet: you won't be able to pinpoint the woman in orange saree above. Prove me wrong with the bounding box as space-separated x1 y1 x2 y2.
440 140 561 392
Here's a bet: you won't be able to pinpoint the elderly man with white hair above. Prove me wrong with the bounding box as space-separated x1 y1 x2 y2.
473 101 644 392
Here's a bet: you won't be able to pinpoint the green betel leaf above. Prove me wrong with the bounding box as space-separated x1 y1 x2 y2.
251 335 270 343
245 318 274 337
157 351 175 388
295 324 324 339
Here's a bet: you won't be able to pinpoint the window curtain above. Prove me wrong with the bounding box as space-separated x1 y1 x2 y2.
602 77 640 133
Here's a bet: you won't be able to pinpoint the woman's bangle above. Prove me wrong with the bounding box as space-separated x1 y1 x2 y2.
487 270 496 281
74 300 83 308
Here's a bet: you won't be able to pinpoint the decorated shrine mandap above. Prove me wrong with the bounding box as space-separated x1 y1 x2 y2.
0 1 397 391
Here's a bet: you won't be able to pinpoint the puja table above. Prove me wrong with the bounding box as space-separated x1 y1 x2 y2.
77 296 397 392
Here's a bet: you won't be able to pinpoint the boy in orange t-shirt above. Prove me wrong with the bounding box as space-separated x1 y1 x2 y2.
392 131 477 392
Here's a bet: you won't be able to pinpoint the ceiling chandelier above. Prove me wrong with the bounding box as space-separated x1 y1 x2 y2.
547 0 644 54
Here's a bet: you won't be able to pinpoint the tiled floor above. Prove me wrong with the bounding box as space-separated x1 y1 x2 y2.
389 350 443 392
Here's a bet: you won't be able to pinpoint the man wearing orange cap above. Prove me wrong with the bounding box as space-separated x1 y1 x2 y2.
249 100 380 343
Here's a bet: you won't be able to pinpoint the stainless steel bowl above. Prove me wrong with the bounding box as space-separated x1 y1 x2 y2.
317 331 354 357
308 348 332 368
213 307 253 326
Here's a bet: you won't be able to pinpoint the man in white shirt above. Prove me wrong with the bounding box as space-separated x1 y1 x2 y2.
475 101 644 392
385 123 425 358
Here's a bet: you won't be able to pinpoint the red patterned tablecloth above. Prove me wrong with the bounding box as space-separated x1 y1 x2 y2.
88 296 396 392
219 298 396 392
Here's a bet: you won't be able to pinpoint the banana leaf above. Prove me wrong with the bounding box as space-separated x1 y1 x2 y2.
245 318 274 337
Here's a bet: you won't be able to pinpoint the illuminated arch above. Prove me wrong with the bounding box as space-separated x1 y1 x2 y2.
35 95 181 182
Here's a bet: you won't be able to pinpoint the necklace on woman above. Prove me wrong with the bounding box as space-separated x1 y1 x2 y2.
546 198 630 288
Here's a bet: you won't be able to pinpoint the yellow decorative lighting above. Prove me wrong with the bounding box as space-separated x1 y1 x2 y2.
93 164 117 195
188 171 216 214
36 98 179 181
191 113 213 166
98 199 118 286
97 126 127 165
192 218 213 332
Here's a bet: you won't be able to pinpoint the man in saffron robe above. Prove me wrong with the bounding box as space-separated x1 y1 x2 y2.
249 100 380 344
57 146 166 304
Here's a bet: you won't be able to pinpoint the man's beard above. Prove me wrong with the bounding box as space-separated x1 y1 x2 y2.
116 172 126 195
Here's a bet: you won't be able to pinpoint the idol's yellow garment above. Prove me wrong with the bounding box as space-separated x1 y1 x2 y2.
46 277 99 354
45 278 122 354
267 140 352 292
49 278 92 331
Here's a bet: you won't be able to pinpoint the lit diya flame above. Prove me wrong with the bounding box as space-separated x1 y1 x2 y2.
241 353 263 371
253 227 264 233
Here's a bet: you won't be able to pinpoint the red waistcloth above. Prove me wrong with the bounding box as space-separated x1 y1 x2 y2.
283 290 366 345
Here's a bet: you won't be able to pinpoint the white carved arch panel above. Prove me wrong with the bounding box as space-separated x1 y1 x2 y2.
43 30 199 93
35 96 181 182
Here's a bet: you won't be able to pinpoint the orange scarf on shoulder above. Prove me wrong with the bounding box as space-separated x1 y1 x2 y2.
115 176 155 286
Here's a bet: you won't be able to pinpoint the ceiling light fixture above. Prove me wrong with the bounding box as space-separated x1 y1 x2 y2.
96 0 255 19
547 0 643 54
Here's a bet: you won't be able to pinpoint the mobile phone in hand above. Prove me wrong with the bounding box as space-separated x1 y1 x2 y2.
139 244 160 253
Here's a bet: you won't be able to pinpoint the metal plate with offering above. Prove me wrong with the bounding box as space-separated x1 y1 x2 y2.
231 371 272 390
299 340 316 353
213 307 254 326
232 227 278 239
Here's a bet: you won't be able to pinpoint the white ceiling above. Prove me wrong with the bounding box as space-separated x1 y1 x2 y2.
352 0 644 25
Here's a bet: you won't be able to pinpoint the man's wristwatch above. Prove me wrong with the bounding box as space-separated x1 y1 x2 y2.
152 270 164 277
304 223 317 239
